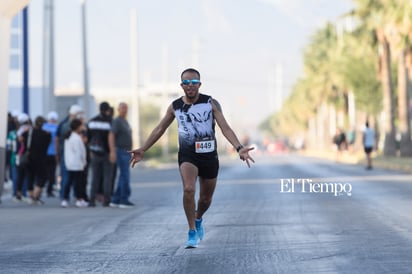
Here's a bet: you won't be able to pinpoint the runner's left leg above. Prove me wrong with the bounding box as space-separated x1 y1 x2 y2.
196 177 217 219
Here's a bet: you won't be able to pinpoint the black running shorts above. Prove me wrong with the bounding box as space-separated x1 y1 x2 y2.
364 147 373 154
178 153 219 179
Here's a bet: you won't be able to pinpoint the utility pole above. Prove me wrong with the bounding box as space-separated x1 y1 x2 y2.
161 45 169 157
22 7 29 113
80 0 90 118
42 0 55 112
130 9 140 147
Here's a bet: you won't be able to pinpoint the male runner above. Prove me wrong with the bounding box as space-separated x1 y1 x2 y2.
129 68 255 248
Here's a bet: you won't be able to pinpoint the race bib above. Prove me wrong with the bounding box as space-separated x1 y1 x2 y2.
195 140 215 153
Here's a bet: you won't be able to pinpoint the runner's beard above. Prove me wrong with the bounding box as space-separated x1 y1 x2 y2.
185 90 197 99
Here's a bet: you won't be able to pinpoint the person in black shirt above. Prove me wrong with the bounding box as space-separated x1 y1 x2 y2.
87 102 116 207
333 128 347 162
25 116 51 204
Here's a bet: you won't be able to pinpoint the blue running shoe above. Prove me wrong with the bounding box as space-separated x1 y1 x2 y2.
195 218 204 240
185 229 199 248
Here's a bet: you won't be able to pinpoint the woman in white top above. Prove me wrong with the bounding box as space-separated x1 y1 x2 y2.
62 118 88 207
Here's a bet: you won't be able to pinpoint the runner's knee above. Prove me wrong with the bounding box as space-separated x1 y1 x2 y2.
183 185 195 195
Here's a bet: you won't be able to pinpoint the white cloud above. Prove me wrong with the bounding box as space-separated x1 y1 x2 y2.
200 0 232 33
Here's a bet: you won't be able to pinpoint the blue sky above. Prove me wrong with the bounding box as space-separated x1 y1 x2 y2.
27 0 353 127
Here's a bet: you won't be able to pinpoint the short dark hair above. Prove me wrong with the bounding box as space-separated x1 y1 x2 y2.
66 118 83 139
34 116 46 128
100 101 111 112
181 68 200 80
70 118 83 131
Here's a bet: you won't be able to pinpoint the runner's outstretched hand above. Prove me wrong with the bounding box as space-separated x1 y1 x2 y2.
239 147 255 168
129 148 144 168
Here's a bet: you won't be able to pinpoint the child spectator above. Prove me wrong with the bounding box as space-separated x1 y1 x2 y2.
62 118 88 207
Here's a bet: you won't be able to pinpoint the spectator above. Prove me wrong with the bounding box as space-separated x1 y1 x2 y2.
6 111 21 197
110 102 134 208
347 126 356 152
333 128 347 162
61 118 88 208
55 104 84 200
97 105 115 202
5 112 16 184
87 102 116 207
42 111 59 197
15 113 32 202
25 116 51 204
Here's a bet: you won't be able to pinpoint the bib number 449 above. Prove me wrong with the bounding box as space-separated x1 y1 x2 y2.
195 140 215 153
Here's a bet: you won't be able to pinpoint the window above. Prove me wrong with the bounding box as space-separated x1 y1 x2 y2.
10 54 20 70
11 13 21 29
10 34 20 49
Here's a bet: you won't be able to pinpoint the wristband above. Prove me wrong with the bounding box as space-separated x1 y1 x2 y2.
236 145 244 153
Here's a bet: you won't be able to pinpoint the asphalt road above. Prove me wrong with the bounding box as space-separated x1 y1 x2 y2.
1 154 412 274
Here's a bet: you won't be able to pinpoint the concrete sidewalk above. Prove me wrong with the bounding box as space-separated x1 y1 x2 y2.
300 149 412 173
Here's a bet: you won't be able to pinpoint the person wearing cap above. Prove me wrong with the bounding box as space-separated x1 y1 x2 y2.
42 111 59 197
87 101 116 207
55 104 84 200
14 113 32 202
16 113 31 136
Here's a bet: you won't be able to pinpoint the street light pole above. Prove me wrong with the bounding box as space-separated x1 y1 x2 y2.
42 0 55 112
130 9 140 148
80 0 90 118
22 7 29 113
161 45 169 157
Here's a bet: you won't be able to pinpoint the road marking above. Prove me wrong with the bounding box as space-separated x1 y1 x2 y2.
132 175 412 188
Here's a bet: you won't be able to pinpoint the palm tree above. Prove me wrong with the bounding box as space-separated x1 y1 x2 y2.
383 0 412 156
353 0 397 156
339 28 382 115
263 24 341 142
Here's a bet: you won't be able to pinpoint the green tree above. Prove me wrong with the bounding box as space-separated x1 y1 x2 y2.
338 23 382 115
353 0 397 156
139 102 178 159
383 0 412 156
